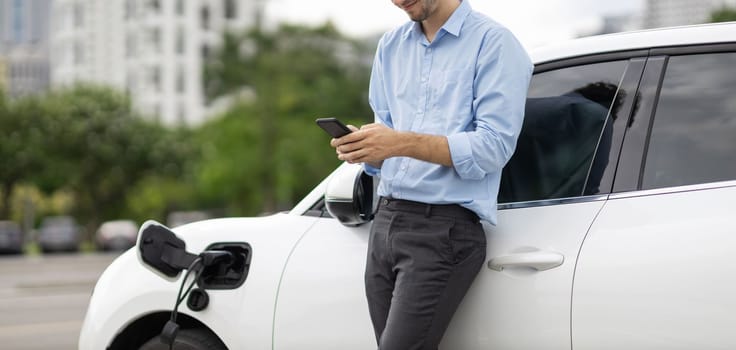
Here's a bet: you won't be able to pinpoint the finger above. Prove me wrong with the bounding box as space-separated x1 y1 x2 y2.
337 143 357 154
360 123 381 130
340 148 370 164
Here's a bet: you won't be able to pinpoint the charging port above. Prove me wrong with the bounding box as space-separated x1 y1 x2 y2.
197 243 252 290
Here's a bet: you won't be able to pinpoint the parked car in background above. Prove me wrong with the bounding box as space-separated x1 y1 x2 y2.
38 216 81 253
80 23 736 350
95 220 138 252
0 221 23 254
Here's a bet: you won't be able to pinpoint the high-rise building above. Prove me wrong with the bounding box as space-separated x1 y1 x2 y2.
50 0 259 126
0 0 51 98
644 0 736 29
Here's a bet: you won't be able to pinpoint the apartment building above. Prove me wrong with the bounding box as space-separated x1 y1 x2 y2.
0 0 51 98
50 0 258 126
644 0 736 28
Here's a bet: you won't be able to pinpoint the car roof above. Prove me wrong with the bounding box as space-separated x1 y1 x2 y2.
529 22 736 65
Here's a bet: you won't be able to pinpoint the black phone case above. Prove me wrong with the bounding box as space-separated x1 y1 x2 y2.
316 118 352 138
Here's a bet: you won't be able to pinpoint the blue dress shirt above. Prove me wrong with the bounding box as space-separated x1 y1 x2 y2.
364 0 533 224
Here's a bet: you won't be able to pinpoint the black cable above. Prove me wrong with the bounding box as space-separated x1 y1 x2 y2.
165 256 203 350
173 257 203 322
163 250 234 349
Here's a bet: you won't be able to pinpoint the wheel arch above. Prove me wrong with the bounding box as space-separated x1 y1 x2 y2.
107 312 225 350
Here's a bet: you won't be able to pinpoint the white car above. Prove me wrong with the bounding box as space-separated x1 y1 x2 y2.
95 220 139 251
80 22 736 350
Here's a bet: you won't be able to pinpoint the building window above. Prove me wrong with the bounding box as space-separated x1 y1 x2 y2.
126 71 138 93
126 35 137 57
201 44 210 59
148 27 161 53
224 0 237 19
73 3 84 28
12 0 23 43
176 28 185 54
150 66 161 92
148 0 161 13
73 42 84 65
125 0 136 20
176 67 186 93
201 6 211 30
176 0 185 15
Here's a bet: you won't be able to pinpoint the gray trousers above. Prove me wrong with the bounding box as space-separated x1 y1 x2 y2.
365 197 487 350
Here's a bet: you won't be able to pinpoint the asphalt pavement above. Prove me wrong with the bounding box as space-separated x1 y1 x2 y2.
0 253 119 350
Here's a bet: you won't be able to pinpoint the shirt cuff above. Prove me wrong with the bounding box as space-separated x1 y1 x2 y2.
363 163 381 177
447 133 485 180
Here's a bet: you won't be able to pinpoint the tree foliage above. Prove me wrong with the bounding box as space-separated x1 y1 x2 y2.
200 23 374 215
40 85 192 228
710 6 736 23
0 94 48 219
1 23 375 236
0 85 191 233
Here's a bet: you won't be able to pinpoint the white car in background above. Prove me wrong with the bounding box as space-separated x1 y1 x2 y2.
95 220 139 251
80 22 736 350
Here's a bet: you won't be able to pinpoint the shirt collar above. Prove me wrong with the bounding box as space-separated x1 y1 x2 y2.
443 0 472 37
401 0 472 40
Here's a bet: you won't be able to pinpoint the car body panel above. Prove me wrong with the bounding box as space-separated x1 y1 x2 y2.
79 214 319 349
274 198 606 349
443 200 605 349
531 23 736 65
273 218 374 349
573 183 736 349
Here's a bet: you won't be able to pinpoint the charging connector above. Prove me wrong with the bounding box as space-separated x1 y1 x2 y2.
160 250 234 348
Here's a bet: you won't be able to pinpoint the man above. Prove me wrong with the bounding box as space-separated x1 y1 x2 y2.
331 0 532 348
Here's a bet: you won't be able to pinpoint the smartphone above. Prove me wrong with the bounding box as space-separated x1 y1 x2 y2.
316 117 353 138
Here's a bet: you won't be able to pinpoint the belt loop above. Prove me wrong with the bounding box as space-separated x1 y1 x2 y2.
424 204 432 218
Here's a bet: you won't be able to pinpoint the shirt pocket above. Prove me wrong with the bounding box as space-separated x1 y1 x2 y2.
428 68 474 129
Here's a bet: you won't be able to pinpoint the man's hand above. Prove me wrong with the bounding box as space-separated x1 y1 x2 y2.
331 124 395 166
330 123 453 168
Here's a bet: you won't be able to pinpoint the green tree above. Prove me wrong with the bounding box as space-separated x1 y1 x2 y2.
710 6 736 22
200 23 374 215
0 94 47 219
40 85 192 234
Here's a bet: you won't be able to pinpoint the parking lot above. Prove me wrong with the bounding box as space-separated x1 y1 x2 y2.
0 253 118 350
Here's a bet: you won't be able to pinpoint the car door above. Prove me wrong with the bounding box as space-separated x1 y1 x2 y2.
273 55 645 349
573 47 736 349
273 211 376 350
442 56 645 349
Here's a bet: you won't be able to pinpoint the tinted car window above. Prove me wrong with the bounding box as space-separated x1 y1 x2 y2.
499 60 630 203
642 52 736 189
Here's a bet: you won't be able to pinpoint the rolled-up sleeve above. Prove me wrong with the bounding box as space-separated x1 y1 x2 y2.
448 28 533 180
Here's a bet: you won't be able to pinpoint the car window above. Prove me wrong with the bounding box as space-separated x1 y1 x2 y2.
642 52 736 190
499 60 631 203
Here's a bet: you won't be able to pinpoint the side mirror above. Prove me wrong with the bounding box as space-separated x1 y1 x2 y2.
325 163 375 226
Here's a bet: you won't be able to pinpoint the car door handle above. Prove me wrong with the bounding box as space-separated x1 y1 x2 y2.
487 251 564 272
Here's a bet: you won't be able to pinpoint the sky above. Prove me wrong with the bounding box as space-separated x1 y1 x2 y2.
264 0 645 49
